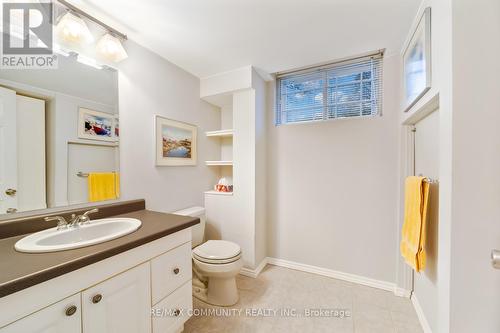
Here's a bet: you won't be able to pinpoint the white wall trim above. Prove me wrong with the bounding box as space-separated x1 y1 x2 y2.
394 286 412 298
240 258 268 278
411 293 432 333
395 125 416 294
239 257 412 298
402 92 440 126
267 257 399 293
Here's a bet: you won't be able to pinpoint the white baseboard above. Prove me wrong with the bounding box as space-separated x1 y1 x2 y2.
266 257 398 293
239 257 411 298
239 258 268 278
394 286 412 298
411 294 432 333
241 257 430 332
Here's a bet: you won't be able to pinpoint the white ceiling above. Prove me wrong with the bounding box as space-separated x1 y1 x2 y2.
74 0 421 78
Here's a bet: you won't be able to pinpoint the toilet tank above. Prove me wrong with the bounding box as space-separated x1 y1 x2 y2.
173 206 205 248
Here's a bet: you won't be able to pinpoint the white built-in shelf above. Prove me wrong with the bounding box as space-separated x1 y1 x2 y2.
204 190 234 196
205 129 234 138
205 160 233 166
68 140 119 147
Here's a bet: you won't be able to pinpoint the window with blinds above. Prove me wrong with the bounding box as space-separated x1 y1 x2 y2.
275 52 383 125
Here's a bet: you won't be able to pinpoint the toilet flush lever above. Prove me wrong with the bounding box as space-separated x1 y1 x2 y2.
491 250 500 269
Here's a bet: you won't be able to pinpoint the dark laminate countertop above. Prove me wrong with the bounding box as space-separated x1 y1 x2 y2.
0 210 199 298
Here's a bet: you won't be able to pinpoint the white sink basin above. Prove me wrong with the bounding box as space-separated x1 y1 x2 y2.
15 218 142 253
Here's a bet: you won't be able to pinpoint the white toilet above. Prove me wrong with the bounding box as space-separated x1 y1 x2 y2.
174 207 243 306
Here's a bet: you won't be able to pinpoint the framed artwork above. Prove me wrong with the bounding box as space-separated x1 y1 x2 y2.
113 115 119 141
155 115 197 166
78 108 116 142
403 7 431 112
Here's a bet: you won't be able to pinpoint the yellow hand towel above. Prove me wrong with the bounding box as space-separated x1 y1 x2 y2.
115 172 120 198
88 172 119 203
400 176 430 272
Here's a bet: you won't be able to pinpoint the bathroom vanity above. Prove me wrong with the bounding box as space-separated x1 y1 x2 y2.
0 27 198 332
0 200 198 333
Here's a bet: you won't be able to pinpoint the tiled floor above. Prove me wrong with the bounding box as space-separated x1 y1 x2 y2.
184 265 423 333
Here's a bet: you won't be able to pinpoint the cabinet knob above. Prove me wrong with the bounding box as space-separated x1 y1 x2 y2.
92 294 103 304
65 305 77 316
174 309 181 317
492 249 500 269
173 267 180 275
5 188 16 196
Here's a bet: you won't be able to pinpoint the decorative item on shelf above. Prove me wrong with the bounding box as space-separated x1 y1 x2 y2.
403 7 431 112
78 108 117 142
214 177 233 193
155 116 197 166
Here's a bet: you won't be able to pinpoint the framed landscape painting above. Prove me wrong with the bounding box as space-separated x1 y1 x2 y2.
403 7 431 112
113 115 119 141
78 108 115 142
155 116 197 166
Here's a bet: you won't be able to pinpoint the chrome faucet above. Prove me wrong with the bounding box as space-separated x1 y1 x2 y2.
73 208 99 226
44 216 71 230
45 208 100 230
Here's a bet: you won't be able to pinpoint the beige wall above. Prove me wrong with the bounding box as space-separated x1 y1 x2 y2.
413 109 440 331
450 0 500 331
253 70 268 267
398 1 454 332
266 55 400 283
118 40 220 212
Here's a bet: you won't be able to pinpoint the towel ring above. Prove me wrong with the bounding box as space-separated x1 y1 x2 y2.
418 174 439 184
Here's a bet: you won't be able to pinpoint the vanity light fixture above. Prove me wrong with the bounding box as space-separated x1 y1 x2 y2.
76 54 103 70
55 11 94 45
96 33 128 63
52 43 71 57
56 0 128 64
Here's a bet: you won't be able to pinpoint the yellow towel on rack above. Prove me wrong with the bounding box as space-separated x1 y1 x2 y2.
400 176 430 272
88 172 119 202
115 172 120 198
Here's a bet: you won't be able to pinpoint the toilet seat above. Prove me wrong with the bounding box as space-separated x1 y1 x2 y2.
193 240 241 264
193 252 242 264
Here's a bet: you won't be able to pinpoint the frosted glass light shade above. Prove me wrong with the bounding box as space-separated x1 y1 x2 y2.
96 33 128 63
55 12 94 45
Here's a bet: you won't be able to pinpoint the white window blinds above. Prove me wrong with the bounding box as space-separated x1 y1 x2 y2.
275 52 383 125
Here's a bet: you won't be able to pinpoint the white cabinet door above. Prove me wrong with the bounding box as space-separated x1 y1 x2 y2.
0 86 17 214
152 281 192 333
82 262 151 333
16 95 46 212
0 294 81 333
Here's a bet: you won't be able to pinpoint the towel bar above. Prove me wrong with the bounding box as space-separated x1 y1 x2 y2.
424 178 438 184
77 171 117 178
418 174 439 184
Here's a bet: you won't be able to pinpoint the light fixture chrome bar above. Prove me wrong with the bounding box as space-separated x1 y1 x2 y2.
57 0 127 40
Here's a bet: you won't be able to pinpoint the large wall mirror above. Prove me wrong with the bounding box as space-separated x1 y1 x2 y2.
0 54 119 216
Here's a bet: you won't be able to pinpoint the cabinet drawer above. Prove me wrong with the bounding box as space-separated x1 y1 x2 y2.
151 242 192 304
152 281 192 333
